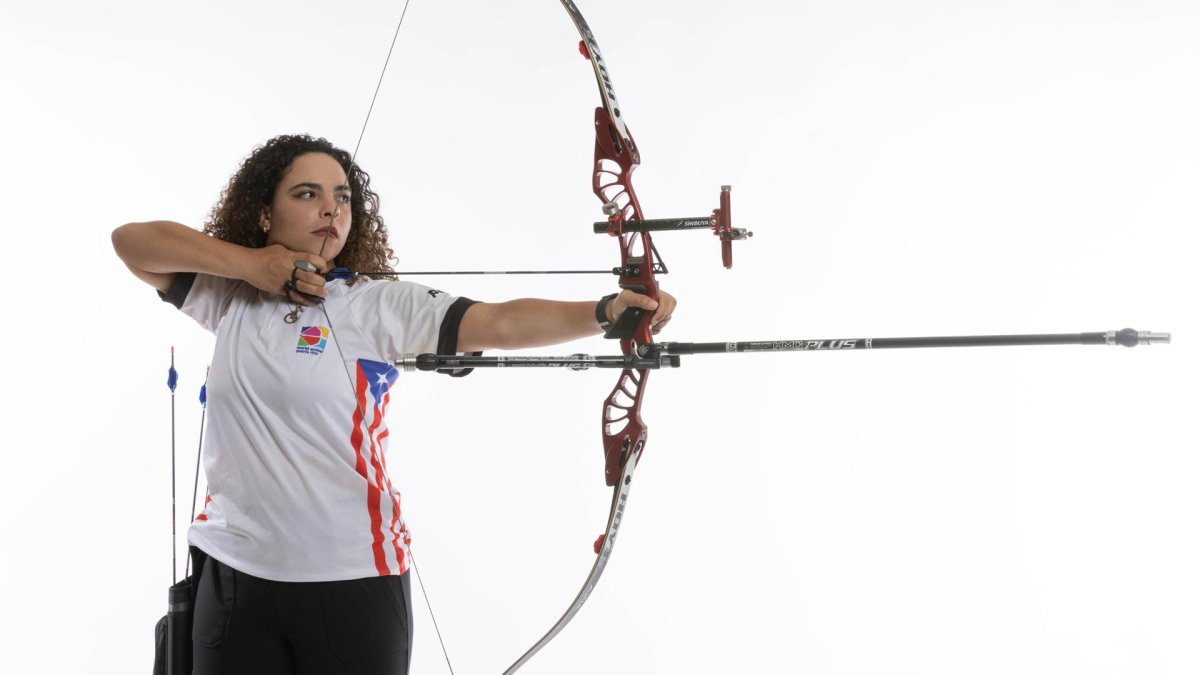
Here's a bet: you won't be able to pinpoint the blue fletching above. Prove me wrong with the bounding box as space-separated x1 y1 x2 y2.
167 348 178 393
199 372 208 407
326 267 353 281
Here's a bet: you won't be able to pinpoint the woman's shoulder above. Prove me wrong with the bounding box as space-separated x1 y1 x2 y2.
343 275 444 300
339 276 460 324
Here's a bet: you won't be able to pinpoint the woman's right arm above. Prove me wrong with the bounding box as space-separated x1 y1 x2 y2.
112 221 328 302
112 221 258 293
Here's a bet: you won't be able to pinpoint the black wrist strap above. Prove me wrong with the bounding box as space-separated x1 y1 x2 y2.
596 293 618 333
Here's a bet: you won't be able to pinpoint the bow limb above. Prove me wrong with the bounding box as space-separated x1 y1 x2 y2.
502 452 638 674
330 2 662 671
502 2 658 671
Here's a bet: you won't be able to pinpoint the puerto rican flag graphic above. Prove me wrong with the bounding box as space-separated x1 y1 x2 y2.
349 358 410 576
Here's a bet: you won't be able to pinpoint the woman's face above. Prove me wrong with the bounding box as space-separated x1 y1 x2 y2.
261 152 353 265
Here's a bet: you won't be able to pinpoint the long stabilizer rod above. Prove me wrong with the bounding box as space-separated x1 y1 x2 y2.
656 328 1170 354
396 329 1168 374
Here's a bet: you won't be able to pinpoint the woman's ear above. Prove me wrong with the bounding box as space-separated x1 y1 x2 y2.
259 208 271 233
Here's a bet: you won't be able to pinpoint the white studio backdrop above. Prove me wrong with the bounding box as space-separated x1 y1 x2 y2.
1 1 1196 673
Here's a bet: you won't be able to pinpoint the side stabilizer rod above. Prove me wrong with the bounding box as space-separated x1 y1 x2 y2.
395 353 680 372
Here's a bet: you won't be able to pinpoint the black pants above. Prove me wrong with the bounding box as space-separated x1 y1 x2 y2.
192 552 413 674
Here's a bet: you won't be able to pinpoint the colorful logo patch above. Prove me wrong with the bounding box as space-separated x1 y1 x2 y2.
296 326 330 355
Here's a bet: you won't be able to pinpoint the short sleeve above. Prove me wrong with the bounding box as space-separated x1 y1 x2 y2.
348 280 476 360
436 297 481 377
170 273 248 334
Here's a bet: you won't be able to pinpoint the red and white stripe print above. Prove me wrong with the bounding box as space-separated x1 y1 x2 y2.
349 360 409 576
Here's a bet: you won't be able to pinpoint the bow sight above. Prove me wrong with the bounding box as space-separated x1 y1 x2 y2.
594 185 753 270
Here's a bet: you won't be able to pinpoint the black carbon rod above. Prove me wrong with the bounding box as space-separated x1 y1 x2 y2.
395 353 680 372
393 329 1168 376
329 268 621 278
657 329 1170 354
593 217 714 233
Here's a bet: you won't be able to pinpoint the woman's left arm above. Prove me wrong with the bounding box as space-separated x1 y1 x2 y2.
457 289 676 352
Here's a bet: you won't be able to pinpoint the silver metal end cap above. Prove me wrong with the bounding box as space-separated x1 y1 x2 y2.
1141 332 1171 345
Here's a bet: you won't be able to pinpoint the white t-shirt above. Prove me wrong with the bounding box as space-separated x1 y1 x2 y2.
168 272 473 582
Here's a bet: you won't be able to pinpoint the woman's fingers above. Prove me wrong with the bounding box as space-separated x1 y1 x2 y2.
257 247 328 305
610 288 677 335
649 289 676 334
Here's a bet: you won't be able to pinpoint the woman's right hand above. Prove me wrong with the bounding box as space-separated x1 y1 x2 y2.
245 245 330 306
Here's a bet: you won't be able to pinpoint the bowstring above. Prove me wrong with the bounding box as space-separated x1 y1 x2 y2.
307 2 456 672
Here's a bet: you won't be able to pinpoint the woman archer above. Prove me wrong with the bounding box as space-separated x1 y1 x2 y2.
112 133 674 674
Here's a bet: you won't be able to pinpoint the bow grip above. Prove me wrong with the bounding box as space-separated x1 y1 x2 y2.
603 306 643 339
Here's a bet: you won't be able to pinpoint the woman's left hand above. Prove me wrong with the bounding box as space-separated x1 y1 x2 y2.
609 288 677 335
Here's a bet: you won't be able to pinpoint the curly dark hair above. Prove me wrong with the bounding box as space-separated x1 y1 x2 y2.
203 134 394 279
